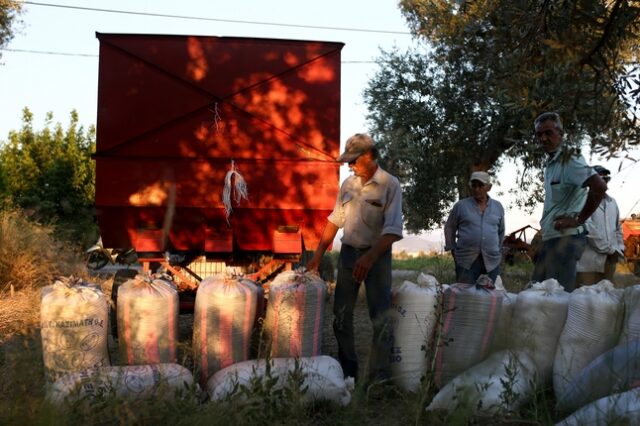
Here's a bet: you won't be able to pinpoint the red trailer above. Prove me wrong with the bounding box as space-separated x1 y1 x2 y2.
622 216 640 275
94 33 343 287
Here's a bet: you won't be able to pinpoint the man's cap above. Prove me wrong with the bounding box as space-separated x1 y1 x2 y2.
469 171 491 186
593 165 610 176
336 134 375 163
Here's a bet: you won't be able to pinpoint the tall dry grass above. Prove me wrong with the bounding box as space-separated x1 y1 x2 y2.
0 209 85 294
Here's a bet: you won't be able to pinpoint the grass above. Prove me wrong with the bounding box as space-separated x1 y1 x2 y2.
1 213 639 425
0 208 86 294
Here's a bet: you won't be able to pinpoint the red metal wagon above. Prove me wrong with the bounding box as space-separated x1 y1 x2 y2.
94 33 344 296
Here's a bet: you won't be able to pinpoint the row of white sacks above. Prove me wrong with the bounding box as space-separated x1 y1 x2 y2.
41 271 640 419
41 271 349 404
47 356 352 406
392 273 640 423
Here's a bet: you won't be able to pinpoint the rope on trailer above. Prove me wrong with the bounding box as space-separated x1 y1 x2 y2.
223 160 249 225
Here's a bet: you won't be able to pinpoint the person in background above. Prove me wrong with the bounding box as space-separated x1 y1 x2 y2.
531 112 607 292
306 133 403 385
444 171 505 284
575 165 624 285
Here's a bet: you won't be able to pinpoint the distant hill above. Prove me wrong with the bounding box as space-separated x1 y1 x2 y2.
331 230 444 254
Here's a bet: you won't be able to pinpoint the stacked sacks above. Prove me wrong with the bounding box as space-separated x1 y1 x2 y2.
389 273 444 392
556 388 640 426
207 355 351 406
434 277 503 387
619 284 640 343
556 339 640 416
553 280 624 397
193 275 263 385
117 274 178 364
264 270 327 357
511 279 569 384
47 364 194 405
426 349 537 416
40 276 110 381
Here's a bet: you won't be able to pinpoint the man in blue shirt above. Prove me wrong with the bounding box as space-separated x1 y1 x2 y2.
531 112 607 292
444 171 505 284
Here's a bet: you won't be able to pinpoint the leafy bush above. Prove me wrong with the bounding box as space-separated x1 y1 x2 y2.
0 108 98 247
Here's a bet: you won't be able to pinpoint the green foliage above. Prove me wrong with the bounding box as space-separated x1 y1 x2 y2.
0 108 98 246
393 253 453 272
366 0 640 232
0 0 23 61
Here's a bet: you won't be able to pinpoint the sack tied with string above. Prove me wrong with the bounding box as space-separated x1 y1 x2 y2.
264 270 327 358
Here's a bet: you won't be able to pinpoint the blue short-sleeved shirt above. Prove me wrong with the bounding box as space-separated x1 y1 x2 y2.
328 166 403 248
541 149 596 241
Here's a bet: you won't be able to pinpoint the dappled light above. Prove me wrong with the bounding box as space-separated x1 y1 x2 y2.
94 34 343 253
186 36 209 82
129 181 170 206
297 56 335 84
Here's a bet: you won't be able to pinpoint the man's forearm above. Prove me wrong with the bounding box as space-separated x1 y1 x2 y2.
578 190 606 225
574 174 607 225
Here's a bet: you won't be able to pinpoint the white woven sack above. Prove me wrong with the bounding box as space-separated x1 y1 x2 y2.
491 292 517 353
512 279 569 384
264 270 327 358
619 285 640 344
434 282 503 387
494 275 505 291
207 355 351 406
47 363 194 405
556 388 640 426
41 276 110 381
556 339 640 416
117 274 178 364
426 349 537 416
390 274 443 392
193 275 262 384
553 280 624 397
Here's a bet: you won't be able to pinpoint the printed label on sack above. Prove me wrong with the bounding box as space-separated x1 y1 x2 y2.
391 303 407 318
41 318 105 329
390 346 402 363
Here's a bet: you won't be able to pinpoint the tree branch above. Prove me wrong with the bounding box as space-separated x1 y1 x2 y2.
579 0 625 66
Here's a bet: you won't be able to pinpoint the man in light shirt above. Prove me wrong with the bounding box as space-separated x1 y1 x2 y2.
444 171 505 284
576 165 624 285
531 112 607 292
307 133 403 384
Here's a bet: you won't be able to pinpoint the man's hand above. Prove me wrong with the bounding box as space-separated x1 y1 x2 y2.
554 215 581 231
353 251 375 282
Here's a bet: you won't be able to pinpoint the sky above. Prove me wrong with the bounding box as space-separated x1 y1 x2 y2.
1 0 639 253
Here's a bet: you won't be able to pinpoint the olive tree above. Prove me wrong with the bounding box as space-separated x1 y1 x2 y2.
365 0 640 232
